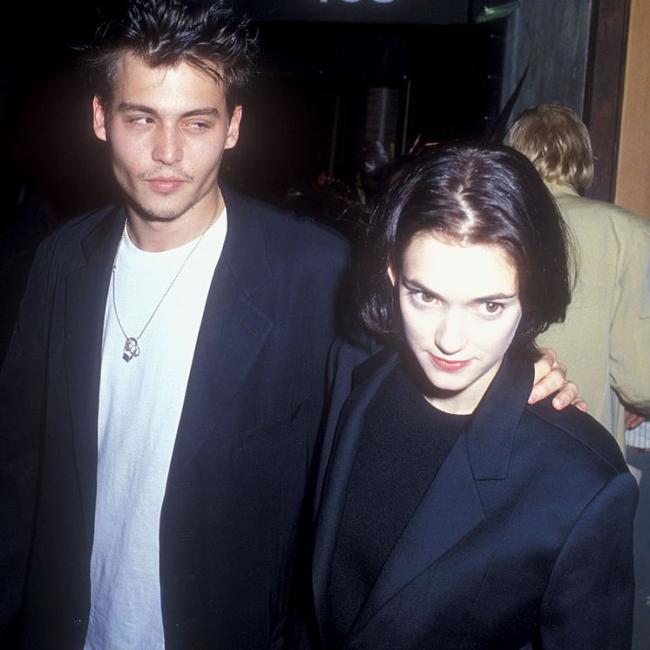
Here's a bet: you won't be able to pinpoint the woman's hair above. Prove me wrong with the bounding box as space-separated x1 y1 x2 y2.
504 104 594 193
360 143 572 358
82 0 258 116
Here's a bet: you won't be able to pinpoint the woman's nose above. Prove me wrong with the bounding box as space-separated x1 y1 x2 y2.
434 309 467 356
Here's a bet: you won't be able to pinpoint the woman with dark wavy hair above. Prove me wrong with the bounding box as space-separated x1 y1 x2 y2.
306 143 636 649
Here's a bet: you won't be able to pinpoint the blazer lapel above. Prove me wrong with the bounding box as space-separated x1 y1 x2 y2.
166 188 273 479
349 432 486 638
346 352 534 642
312 354 399 642
65 207 124 547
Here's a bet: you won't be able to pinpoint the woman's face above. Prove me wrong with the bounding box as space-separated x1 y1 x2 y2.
389 232 523 414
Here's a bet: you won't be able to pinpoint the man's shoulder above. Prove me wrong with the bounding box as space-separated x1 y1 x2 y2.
229 190 350 261
261 205 349 260
558 193 650 237
57 205 117 234
32 206 119 270
44 206 117 248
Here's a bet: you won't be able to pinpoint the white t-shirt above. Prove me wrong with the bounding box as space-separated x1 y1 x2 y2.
85 211 227 650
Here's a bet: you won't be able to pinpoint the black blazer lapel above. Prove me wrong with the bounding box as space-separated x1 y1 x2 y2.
348 432 486 639
465 353 533 481
166 188 273 480
64 207 124 547
312 354 399 642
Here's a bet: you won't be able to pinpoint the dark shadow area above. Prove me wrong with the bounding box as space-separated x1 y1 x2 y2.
232 20 505 202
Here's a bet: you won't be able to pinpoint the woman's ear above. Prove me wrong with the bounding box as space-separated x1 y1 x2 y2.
387 265 397 287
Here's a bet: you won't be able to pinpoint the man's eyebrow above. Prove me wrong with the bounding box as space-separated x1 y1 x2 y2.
117 102 157 114
181 108 221 118
116 103 220 118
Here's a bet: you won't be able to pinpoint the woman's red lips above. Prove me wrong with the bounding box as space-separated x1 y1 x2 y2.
428 353 471 372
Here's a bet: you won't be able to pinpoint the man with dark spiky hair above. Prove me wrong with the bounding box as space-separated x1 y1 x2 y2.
0 1 349 647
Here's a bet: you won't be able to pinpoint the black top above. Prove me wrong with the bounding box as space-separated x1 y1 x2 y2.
325 363 470 643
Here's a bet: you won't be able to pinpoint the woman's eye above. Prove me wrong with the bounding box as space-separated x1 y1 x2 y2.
480 302 504 315
410 291 441 308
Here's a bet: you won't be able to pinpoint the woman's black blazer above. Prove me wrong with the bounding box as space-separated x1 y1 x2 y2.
309 345 637 649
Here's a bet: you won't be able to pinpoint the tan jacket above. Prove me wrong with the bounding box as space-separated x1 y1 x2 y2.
537 183 650 448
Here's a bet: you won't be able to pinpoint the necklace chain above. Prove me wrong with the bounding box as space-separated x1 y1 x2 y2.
111 216 216 362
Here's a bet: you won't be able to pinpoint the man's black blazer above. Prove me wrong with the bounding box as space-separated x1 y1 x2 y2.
0 187 349 649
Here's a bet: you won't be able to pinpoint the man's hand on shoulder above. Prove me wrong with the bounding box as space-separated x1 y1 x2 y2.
528 347 588 412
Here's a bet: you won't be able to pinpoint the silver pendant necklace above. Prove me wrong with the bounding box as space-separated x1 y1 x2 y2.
111 216 215 362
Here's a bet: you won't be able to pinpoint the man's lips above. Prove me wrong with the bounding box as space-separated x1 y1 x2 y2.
428 353 472 372
145 178 188 193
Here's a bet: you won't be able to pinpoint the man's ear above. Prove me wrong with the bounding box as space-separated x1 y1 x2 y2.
225 105 242 150
92 96 108 142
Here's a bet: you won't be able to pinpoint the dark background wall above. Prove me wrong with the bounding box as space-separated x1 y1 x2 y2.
0 0 510 226
0 0 630 228
501 0 594 118
231 18 506 203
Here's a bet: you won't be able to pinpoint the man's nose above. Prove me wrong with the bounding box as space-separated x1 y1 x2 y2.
152 126 183 165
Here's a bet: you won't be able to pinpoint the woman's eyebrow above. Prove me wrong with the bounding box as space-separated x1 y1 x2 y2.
471 292 518 302
402 277 517 302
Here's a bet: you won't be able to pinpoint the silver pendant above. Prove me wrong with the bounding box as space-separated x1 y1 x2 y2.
122 337 140 362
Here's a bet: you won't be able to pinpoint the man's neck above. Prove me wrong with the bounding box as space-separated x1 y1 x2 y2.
126 191 224 252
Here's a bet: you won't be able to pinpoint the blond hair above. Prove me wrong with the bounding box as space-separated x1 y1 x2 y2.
505 104 594 193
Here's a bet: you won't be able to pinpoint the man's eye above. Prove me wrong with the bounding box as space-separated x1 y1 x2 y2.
187 121 211 131
129 116 154 125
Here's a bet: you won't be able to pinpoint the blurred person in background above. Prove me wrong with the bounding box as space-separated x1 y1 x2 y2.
506 104 650 445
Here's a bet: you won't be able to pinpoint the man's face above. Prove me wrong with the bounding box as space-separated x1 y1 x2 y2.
389 232 523 414
93 53 241 224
